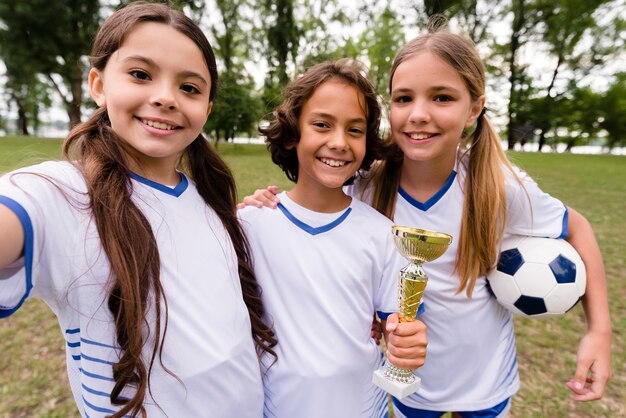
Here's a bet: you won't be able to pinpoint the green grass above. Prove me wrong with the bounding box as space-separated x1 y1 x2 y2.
0 136 623 417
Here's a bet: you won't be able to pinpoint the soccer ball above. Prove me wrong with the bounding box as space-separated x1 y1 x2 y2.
486 236 586 318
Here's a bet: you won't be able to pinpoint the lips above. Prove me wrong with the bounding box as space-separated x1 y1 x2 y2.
319 157 349 167
407 132 436 140
140 118 180 131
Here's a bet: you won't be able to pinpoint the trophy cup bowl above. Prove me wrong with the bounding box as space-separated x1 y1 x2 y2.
372 226 452 399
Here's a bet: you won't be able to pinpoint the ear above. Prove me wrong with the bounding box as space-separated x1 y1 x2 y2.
206 101 213 118
464 95 486 129
88 68 106 107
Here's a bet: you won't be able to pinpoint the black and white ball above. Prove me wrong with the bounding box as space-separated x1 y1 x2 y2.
487 236 586 318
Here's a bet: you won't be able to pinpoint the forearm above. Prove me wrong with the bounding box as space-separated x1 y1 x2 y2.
566 208 611 335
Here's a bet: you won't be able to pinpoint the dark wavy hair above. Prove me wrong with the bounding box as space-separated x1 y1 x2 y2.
63 2 276 416
259 59 386 184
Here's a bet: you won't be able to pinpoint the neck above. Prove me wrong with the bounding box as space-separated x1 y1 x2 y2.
287 185 351 213
399 152 456 202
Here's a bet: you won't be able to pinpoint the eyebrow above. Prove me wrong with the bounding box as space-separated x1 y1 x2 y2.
310 112 367 124
122 55 208 86
391 86 461 94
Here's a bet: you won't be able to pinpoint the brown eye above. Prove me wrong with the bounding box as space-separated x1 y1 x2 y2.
130 70 150 80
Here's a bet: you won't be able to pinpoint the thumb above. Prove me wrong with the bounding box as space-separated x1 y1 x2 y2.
570 360 592 394
386 313 399 333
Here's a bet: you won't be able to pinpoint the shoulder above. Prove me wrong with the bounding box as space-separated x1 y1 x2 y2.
237 205 277 225
1 161 84 189
349 198 393 228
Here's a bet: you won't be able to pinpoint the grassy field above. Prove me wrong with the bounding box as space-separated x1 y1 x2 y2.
0 136 623 417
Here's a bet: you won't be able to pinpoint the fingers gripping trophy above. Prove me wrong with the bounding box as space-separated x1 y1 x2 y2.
373 226 452 399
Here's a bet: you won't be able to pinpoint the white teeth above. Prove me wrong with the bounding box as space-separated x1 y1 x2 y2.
409 133 432 140
320 158 347 167
142 119 176 130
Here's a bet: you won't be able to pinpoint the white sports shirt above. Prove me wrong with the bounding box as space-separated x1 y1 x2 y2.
347 158 568 412
0 161 264 418
239 192 404 418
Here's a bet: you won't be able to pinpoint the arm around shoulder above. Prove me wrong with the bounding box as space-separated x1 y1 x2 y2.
565 207 612 401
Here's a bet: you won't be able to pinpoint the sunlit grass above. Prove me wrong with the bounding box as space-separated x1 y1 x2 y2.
0 137 623 417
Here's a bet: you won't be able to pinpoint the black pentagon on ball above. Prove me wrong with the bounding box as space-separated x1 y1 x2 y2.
549 254 577 284
496 248 525 276
514 295 548 315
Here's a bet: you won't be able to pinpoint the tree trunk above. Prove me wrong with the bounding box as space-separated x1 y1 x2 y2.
68 69 83 129
17 106 30 136
537 130 547 151
506 0 525 150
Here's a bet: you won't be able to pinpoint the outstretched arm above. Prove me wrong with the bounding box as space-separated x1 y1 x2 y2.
0 203 24 270
237 185 281 209
564 207 612 401
381 314 427 370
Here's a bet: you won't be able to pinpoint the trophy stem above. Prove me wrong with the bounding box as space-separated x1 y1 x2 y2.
398 263 427 323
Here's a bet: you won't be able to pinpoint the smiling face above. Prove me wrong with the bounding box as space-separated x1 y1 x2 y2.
289 78 367 210
389 51 484 170
88 22 213 183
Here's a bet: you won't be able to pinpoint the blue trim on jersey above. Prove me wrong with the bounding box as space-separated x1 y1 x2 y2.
392 396 510 418
0 196 34 318
129 171 188 197
83 396 117 414
80 368 116 382
276 203 352 235
398 171 456 211
377 304 425 320
82 383 111 398
559 206 569 239
82 337 118 349
81 368 115 381
81 353 116 365
66 328 80 334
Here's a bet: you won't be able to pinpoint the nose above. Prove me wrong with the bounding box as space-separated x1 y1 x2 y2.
327 130 349 150
151 84 177 110
408 100 430 124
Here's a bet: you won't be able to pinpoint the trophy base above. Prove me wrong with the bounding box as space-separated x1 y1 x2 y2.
372 368 421 399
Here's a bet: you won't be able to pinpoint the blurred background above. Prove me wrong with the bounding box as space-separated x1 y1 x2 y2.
0 0 624 153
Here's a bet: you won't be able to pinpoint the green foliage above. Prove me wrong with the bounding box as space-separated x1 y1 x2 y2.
597 72 626 149
356 4 405 99
205 72 263 142
0 0 100 128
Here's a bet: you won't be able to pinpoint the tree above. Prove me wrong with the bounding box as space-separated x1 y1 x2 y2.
355 3 405 99
0 0 100 129
597 72 626 150
204 72 262 143
261 0 300 103
533 0 616 151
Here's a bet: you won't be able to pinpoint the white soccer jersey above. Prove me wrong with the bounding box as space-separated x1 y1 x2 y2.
347 157 567 412
0 161 264 418
239 192 403 418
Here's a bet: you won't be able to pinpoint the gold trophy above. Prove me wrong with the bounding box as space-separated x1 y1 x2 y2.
372 226 452 399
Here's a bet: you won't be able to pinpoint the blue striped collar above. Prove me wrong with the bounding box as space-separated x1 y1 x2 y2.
129 171 188 197
399 170 456 211
277 202 352 235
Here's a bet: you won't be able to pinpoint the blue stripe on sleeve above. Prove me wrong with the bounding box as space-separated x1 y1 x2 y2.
377 303 425 320
0 196 34 318
559 205 569 239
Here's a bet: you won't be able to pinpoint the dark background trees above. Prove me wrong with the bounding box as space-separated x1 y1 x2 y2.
0 0 623 151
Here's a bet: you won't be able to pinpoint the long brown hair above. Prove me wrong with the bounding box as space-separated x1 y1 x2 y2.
63 3 275 416
370 22 522 297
